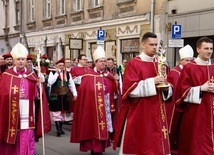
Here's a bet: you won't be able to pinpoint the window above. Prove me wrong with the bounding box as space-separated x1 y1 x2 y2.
118 0 132 2
56 0 66 15
15 2 20 25
75 0 82 11
94 0 99 6
45 0 51 18
60 0 65 15
29 0 35 21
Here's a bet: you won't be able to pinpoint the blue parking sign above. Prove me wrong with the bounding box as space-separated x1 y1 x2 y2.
97 30 105 40
172 25 181 39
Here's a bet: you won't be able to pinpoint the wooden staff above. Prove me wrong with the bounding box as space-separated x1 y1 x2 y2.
37 49 46 155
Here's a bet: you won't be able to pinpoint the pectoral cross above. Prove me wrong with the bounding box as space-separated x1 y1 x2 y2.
99 121 106 130
96 82 102 90
12 85 19 95
162 126 168 139
210 76 214 83
10 127 15 137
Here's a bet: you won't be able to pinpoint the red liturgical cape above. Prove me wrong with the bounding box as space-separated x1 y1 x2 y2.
0 68 51 144
70 70 117 142
113 57 170 154
69 66 91 112
166 65 183 154
175 62 214 155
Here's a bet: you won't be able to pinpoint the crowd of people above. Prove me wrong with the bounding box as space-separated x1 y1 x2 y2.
0 32 213 155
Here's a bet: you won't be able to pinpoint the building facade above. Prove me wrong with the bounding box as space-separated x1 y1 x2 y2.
0 0 20 53
18 0 164 64
164 0 214 67
3 0 213 67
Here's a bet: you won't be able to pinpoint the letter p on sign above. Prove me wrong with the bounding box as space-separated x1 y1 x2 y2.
172 25 181 39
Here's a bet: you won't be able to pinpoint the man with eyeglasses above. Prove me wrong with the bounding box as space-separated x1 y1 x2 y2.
70 54 91 113
70 46 118 155
64 58 73 72
166 44 194 155
86 58 94 69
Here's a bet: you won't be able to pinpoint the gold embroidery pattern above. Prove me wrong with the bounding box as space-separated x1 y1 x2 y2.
11 99 18 124
96 82 102 90
160 102 166 122
99 121 106 130
98 95 104 118
12 85 19 95
10 127 16 137
162 126 168 139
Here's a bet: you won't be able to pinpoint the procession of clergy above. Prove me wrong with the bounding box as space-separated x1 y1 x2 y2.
0 31 214 155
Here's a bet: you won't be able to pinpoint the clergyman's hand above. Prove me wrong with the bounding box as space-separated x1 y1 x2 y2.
154 75 165 85
200 81 214 92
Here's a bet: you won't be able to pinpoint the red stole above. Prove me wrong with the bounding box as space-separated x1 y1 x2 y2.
70 70 117 142
1 70 37 144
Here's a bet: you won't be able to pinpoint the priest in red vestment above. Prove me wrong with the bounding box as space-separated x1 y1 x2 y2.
175 37 214 155
70 54 91 112
113 32 173 155
0 43 51 155
166 44 194 154
70 46 118 155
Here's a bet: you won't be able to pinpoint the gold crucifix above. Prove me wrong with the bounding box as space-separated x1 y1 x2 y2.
162 126 168 139
96 82 102 90
12 85 19 95
210 76 214 83
99 121 106 130
10 127 15 137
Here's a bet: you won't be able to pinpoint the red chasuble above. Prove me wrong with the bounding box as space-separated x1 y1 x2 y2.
70 70 117 143
113 56 170 154
69 66 91 112
0 68 51 144
166 65 183 154
175 62 214 155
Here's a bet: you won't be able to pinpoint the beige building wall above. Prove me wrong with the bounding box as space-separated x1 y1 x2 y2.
17 0 165 63
163 0 214 68
0 0 20 53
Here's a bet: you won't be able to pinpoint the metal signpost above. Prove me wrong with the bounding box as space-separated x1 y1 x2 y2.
169 24 184 66
97 29 105 49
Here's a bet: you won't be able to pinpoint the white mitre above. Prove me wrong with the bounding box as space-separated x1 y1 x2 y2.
93 46 106 61
11 43 28 59
179 44 194 60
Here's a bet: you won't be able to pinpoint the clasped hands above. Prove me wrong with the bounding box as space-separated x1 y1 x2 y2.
200 81 214 93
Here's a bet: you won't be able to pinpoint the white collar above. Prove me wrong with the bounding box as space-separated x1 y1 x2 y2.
13 66 27 73
179 64 183 69
139 52 155 62
94 67 104 73
195 57 211 65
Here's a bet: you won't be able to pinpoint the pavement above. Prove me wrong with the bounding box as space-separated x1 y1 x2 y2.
36 121 120 155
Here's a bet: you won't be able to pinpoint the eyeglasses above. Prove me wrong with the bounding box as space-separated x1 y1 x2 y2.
87 62 92 63
97 60 107 63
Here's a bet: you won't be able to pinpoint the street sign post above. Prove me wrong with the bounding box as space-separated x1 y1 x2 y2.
97 30 105 41
168 39 184 47
97 29 105 48
172 24 182 39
